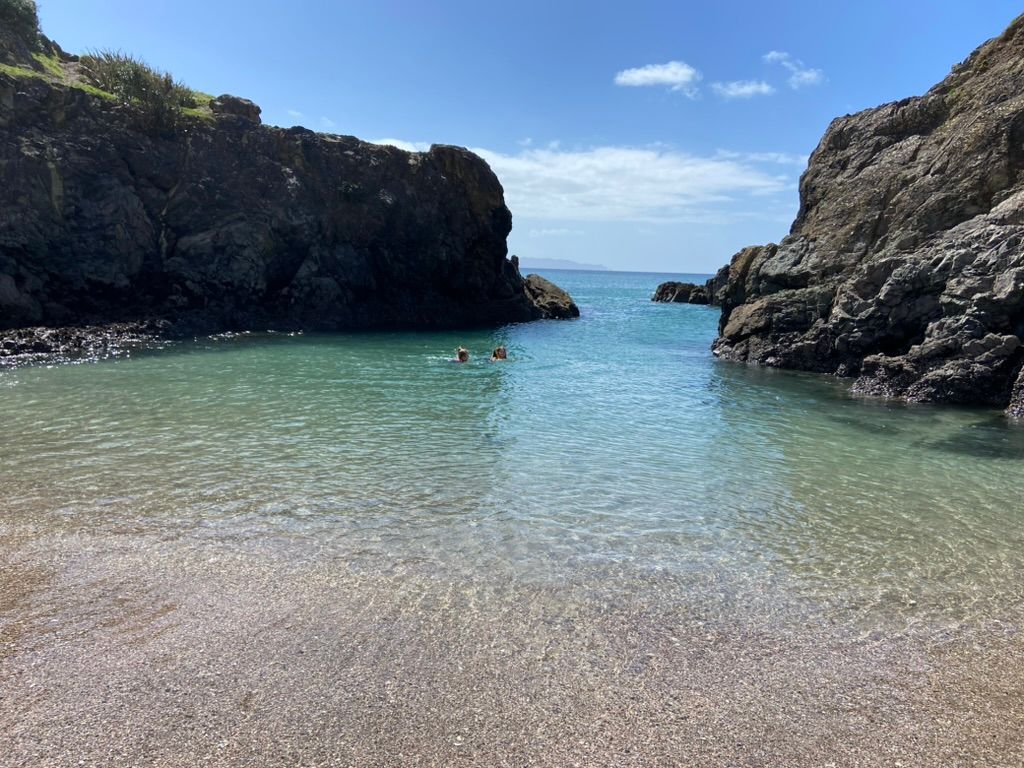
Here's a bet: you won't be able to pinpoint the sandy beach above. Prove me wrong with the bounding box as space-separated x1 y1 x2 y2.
3 526 1023 768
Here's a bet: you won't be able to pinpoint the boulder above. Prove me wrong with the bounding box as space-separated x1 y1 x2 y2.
524 274 580 319
652 281 710 304
711 13 1024 414
209 94 262 123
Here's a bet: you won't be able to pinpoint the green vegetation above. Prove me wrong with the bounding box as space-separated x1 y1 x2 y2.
0 61 46 80
78 49 208 132
70 81 116 101
0 61 116 99
31 51 62 78
0 0 41 47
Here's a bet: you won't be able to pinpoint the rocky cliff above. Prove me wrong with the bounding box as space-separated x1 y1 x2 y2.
0 27 574 339
713 14 1024 415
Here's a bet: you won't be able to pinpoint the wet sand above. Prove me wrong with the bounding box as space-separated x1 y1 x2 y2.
2 528 1023 768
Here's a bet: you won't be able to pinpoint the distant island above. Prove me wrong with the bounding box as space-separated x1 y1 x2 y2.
517 258 609 271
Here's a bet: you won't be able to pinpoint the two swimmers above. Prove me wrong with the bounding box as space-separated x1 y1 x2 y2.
452 345 508 363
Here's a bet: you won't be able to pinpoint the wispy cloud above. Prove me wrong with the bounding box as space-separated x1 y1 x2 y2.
371 140 795 222
472 145 789 221
528 228 584 237
287 109 304 118
714 149 809 167
614 61 701 97
320 116 337 129
763 51 824 89
711 80 775 99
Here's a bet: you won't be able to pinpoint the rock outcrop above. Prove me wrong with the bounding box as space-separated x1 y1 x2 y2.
712 14 1024 414
0 32 574 337
523 273 580 319
652 281 711 305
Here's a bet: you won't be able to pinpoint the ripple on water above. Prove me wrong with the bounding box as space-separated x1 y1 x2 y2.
1 270 1024 638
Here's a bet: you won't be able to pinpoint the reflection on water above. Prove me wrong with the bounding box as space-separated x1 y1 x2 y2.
2 270 1023 633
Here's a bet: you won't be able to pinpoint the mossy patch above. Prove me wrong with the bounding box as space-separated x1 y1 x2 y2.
0 62 48 81
182 106 213 120
70 82 116 101
31 51 63 79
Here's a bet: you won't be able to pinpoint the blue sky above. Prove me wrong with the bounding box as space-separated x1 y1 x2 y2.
39 1 1023 272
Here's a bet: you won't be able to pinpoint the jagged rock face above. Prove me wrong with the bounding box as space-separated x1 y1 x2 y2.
713 15 1024 413
0 73 567 333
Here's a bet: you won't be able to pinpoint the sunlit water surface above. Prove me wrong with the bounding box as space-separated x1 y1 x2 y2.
3 269 1024 635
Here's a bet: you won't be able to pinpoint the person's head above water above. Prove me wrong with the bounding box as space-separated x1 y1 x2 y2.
455 347 470 363
491 346 508 361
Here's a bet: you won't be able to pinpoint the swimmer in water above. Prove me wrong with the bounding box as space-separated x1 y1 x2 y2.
454 346 470 363
490 346 508 361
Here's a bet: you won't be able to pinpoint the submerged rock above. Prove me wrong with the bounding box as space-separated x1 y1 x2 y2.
711 14 1024 414
0 36 575 336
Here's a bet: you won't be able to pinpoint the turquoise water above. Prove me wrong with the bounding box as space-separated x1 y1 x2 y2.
2 269 1024 631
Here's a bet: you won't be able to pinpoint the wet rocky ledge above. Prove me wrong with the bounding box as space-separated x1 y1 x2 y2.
0 320 174 368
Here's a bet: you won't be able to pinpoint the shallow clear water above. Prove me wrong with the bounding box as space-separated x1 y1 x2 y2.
3 269 1024 631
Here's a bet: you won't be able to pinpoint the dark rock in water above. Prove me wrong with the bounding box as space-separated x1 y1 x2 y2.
711 14 1024 414
209 94 262 124
652 281 710 305
0 46 575 338
524 274 580 319
0 320 170 367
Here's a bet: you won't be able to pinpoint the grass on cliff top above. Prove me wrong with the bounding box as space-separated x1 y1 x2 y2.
0 60 117 100
78 49 213 130
31 50 62 77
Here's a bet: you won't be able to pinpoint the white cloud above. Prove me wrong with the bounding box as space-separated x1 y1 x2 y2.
470 144 790 221
787 68 824 88
320 116 337 129
711 80 776 99
287 109 303 118
372 138 431 153
714 149 809 166
762 51 824 89
614 61 702 97
370 140 796 222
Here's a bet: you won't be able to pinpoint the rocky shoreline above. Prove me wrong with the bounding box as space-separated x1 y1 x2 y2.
0 320 172 367
0 272 576 369
708 15 1024 416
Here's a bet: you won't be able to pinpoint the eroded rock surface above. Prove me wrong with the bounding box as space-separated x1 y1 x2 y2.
712 14 1024 413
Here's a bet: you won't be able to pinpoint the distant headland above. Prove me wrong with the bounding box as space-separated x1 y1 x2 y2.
516 258 609 272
